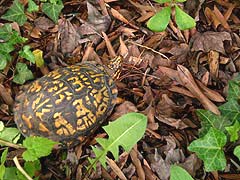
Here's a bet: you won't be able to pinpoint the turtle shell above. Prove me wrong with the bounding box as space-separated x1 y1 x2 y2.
14 63 118 143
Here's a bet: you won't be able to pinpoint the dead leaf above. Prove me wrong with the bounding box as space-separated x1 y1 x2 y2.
191 31 232 54
34 17 55 32
207 50 219 78
177 65 220 114
78 2 111 44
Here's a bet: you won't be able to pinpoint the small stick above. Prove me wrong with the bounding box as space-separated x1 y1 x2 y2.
128 41 170 60
13 156 33 180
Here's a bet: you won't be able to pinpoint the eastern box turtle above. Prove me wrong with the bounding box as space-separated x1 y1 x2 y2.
14 57 121 143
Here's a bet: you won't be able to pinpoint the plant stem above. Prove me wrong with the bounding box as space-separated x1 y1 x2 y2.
0 138 24 149
13 156 33 180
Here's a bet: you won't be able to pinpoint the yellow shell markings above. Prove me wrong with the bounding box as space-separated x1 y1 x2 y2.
13 63 118 142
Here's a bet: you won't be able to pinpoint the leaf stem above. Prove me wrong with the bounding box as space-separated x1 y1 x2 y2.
0 138 24 149
13 156 33 180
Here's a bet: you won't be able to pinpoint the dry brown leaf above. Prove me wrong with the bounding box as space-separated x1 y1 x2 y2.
155 114 189 130
196 79 225 102
34 17 55 32
102 32 116 58
204 7 221 28
107 157 127 180
110 8 139 29
0 84 13 106
78 2 111 44
191 31 232 54
169 85 195 98
177 65 220 114
130 146 145 180
213 5 231 30
207 50 219 78
58 19 80 54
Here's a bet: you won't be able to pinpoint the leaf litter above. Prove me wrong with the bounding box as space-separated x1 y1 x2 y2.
0 0 239 179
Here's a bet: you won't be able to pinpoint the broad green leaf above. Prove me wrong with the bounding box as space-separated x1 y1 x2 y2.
0 122 4 131
19 45 35 63
154 0 172 3
227 74 240 101
0 127 20 143
0 165 5 180
147 7 171 32
0 148 8 180
226 121 240 142
219 100 240 123
196 109 231 137
175 5 196 30
24 160 41 178
0 59 7 70
0 42 15 55
22 136 58 161
234 146 240 161
89 113 147 169
0 24 12 41
3 167 18 180
176 0 187 2
8 31 27 44
27 0 39 13
33 49 45 67
13 63 34 85
188 128 226 172
170 165 194 180
1 0 27 26
1 148 8 164
42 3 63 23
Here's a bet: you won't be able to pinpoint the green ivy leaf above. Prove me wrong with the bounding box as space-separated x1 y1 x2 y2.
0 24 12 41
0 127 20 144
147 6 171 32
175 5 196 30
42 3 63 23
27 0 39 13
234 146 240 161
188 128 226 172
227 74 240 101
8 31 27 44
219 100 240 122
13 63 34 85
19 45 35 63
196 109 231 137
1 0 27 26
0 59 7 71
89 113 147 170
170 165 194 180
226 121 240 142
22 136 58 161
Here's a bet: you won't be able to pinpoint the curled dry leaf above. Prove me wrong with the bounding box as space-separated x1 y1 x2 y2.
191 31 232 54
155 114 189 130
34 17 55 32
107 157 127 180
177 65 220 115
58 19 80 54
78 2 111 44
207 50 219 78
109 101 138 121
